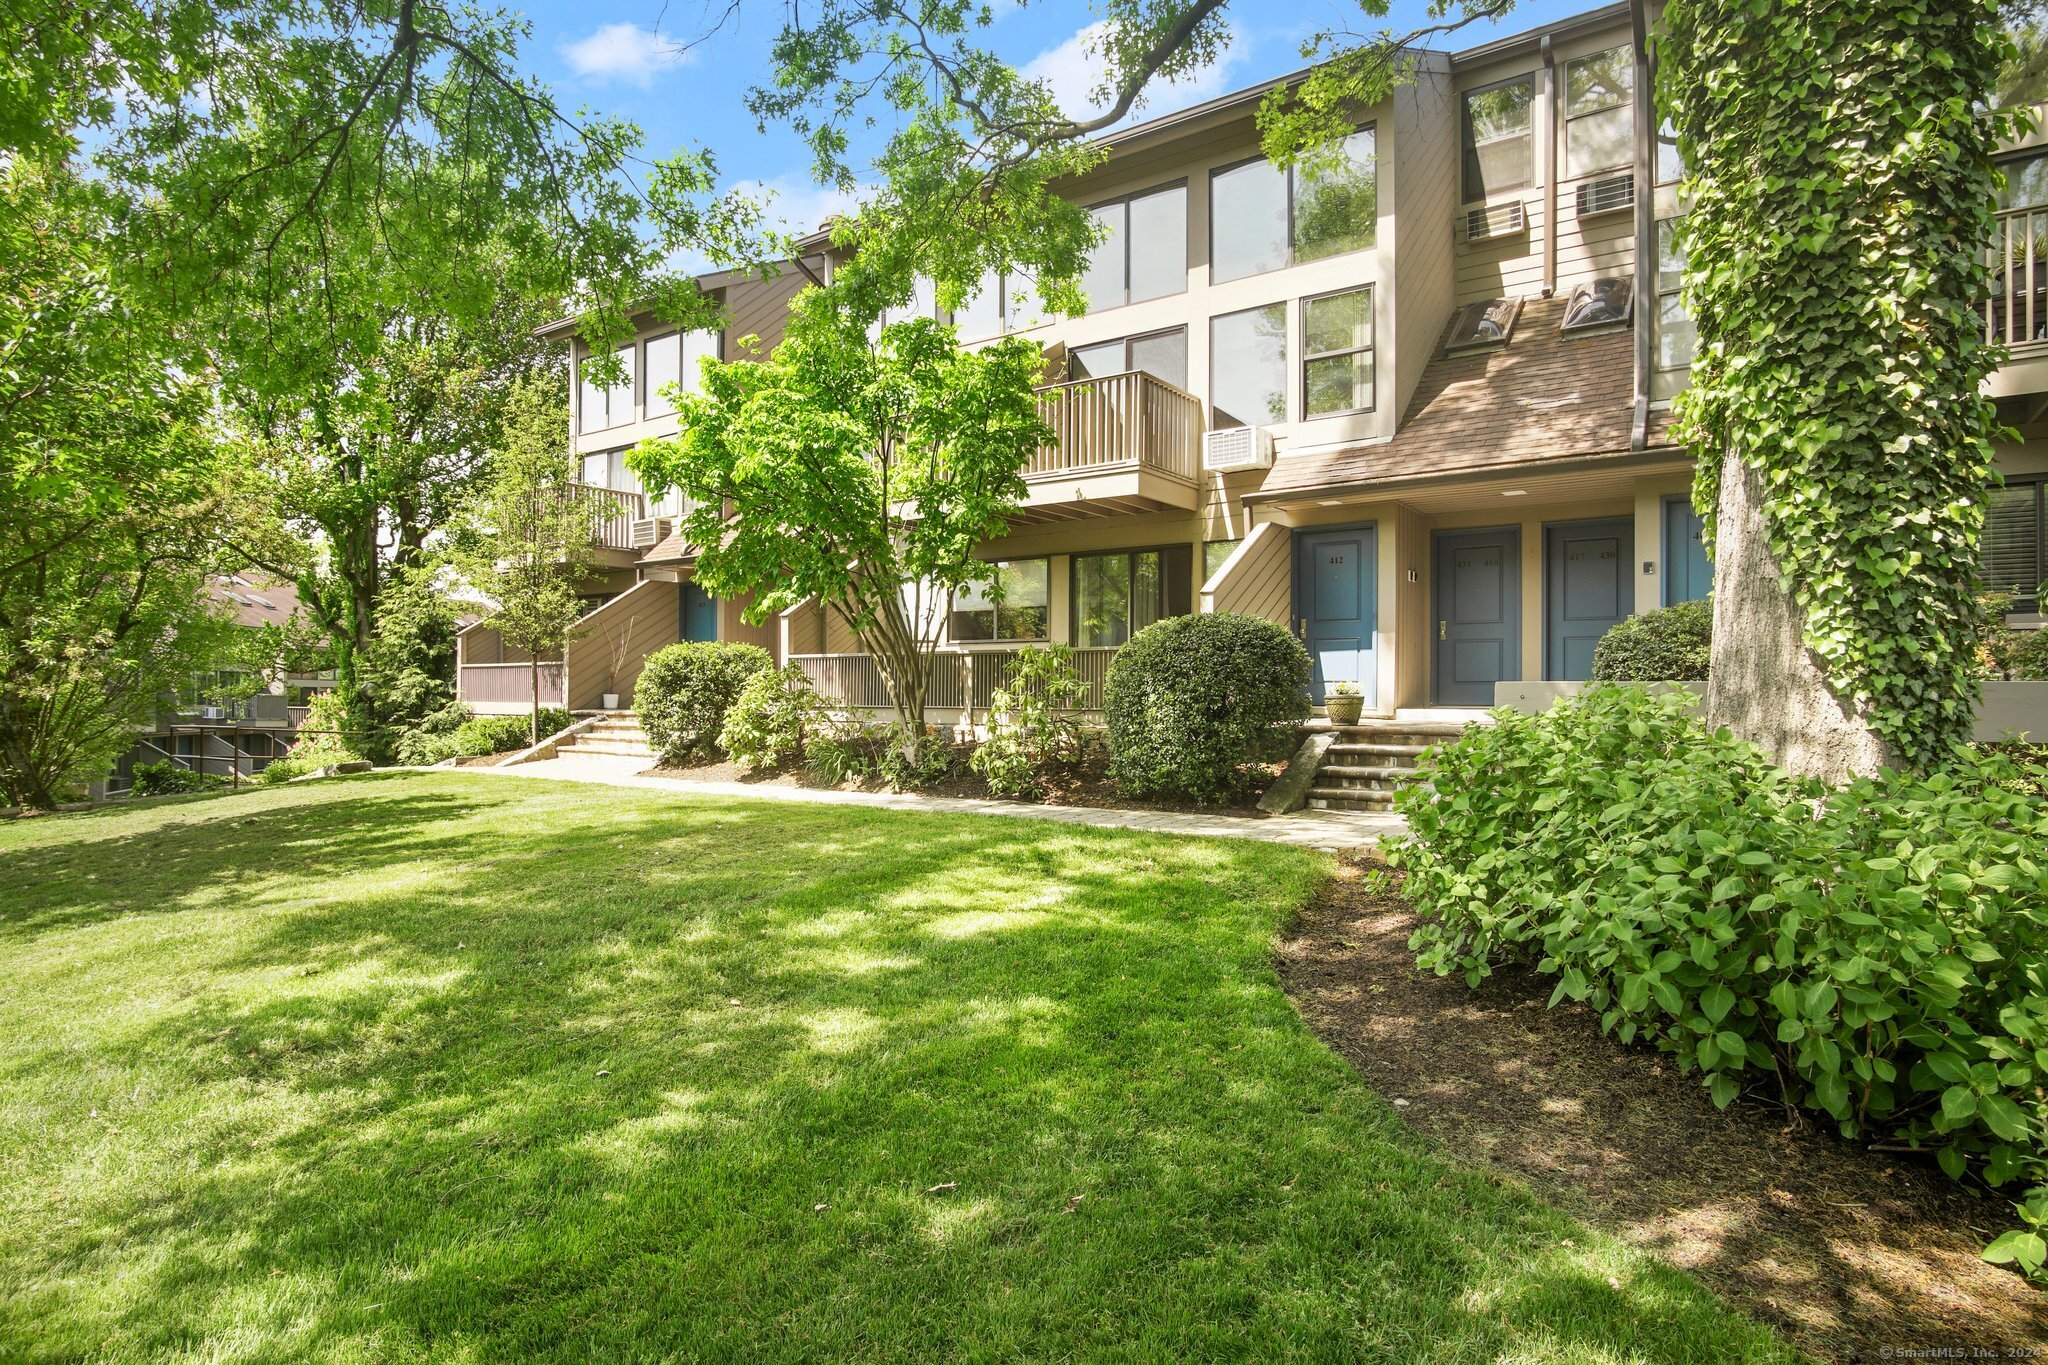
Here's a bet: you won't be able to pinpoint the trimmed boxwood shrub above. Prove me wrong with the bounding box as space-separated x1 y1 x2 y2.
1390 684 2048 1272
635 641 773 763
1591 598 1712 681
453 709 571 757
1103 612 1310 803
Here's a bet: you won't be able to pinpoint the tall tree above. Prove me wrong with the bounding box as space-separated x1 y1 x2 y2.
1662 0 2018 781
628 290 1052 748
449 380 600 746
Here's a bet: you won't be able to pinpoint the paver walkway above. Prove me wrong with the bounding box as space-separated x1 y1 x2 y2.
460 753 1405 851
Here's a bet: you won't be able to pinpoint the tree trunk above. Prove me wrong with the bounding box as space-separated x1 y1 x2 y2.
1703 450 1893 785
530 656 540 746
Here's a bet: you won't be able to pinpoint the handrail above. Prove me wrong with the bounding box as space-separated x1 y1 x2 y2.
567 481 646 551
1987 203 2048 348
1030 369 1201 484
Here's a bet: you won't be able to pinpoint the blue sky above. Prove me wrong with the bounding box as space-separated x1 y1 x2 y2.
515 0 1592 235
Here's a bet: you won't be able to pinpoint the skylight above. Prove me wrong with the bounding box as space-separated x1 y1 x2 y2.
1443 297 1523 352
1560 277 1634 331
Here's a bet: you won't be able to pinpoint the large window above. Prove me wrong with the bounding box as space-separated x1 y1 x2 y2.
949 559 1050 642
1985 477 2046 609
1210 304 1288 428
1462 76 1534 202
1302 287 1375 418
1209 129 1377 283
1069 327 1188 389
1652 218 1696 401
2000 152 2048 210
579 448 640 494
1082 184 1187 312
1072 546 1193 647
643 330 720 419
576 345 635 433
1564 46 1634 179
1204 538 1242 581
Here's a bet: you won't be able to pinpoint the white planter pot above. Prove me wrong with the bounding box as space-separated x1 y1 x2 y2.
601 693 621 711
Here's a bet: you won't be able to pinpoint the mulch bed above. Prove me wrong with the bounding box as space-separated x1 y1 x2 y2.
1277 857 2048 1364
646 749 1281 817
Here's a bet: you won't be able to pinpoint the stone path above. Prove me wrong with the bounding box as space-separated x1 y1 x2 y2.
456 753 1405 851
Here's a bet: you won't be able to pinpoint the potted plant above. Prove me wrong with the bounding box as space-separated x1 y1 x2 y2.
1324 680 1365 726
601 692 621 710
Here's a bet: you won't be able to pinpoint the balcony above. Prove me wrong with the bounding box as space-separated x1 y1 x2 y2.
456 659 567 712
1019 370 1202 524
572 481 647 558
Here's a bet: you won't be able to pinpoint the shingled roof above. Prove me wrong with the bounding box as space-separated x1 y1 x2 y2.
1257 295 1676 500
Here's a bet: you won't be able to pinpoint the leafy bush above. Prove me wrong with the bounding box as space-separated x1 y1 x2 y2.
635 642 773 763
720 665 832 772
257 756 317 784
264 691 366 782
968 645 1087 800
1390 685 2048 1272
1591 599 1712 681
877 723 957 791
1103 612 1310 803
394 699 474 765
452 709 570 757
130 761 226 797
805 730 874 786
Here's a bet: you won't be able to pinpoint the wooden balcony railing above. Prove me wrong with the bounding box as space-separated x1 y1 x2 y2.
1030 371 1201 483
569 482 646 552
792 646 1119 715
456 661 566 708
1988 203 2048 348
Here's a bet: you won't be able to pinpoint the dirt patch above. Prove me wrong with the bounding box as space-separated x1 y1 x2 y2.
1278 859 2048 1363
646 749 1281 817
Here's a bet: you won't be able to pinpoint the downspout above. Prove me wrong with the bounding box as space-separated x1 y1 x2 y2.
1540 34 1557 297
1629 0 1656 451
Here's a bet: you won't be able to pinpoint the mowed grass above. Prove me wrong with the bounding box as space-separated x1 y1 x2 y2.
0 773 1791 1363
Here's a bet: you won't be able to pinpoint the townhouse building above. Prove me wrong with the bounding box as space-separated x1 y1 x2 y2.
455 0 2048 746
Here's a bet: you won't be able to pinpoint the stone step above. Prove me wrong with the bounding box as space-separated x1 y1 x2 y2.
1328 741 1430 759
1309 789 1398 811
1319 764 1423 782
1334 720 1468 739
561 737 654 757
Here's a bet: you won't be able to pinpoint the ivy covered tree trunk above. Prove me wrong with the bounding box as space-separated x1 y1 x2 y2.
1662 0 2016 783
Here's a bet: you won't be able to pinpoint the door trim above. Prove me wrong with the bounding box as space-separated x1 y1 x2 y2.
1291 521 1379 708
1543 516 1636 681
1430 525 1522 707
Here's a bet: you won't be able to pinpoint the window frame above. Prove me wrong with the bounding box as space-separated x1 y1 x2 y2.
1561 44 1635 181
576 343 637 434
1069 543 1195 648
1067 325 1190 390
1081 180 1189 314
1207 300 1291 430
1650 216 1694 402
948 557 1053 644
1207 124 1379 285
1299 285 1377 420
1985 475 2048 611
1460 74 1536 204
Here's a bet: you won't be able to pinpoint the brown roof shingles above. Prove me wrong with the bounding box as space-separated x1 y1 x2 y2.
1259 296 1674 499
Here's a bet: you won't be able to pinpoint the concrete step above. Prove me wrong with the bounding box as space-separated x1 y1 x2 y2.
1334 720 1468 739
560 737 654 757
1328 741 1430 759
1319 764 1423 782
1309 789 1398 811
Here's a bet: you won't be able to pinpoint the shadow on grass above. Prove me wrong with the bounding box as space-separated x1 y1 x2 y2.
0 772 1795 1362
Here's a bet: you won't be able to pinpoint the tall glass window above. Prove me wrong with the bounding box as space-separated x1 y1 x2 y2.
1652 218 1695 401
956 271 1004 340
1072 547 1193 647
1068 328 1188 389
1302 287 1374 418
576 344 636 433
644 333 681 418
1210 304 1288 428
1081 184 1186 313
1461 76 1534 201
1210 130 1376 283
1564 46 1634 178
949 559 1050 642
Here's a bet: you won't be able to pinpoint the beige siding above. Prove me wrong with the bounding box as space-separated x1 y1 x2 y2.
720 589 781 659
724 268 807 354
1202 521 1291 623
1390 63 1459 423
566 578 680 710
784 602 826 655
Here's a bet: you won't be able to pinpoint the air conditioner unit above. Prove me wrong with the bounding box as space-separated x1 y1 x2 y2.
1203 426 1275 473
1576 173 1635 219
1463 201 1527 243
630 516 673 549
199 705 227 721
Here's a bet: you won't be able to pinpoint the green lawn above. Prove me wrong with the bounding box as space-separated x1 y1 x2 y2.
0 773 1791 1362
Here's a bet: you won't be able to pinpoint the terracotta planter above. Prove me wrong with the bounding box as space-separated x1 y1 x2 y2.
1325 693 1365 726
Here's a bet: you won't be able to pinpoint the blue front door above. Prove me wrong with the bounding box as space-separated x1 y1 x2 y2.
1662 495 1711 605
1295 526 1377 706
680 581 719 642
1545 517 1635 680
1433 528 1521 706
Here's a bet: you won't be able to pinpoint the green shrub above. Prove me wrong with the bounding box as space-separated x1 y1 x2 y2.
720 665 831 772
269 691 366 779
1390 685 2048 1273
635 642 773 763
1103 612 1310 803
804 729 874 786
452 709 570 757
968 645 1088 800
394 700 474 765
877 724 957 790
1977 593 2048 681
1590 599 1712 681
257 756 317 784
130 761 226 797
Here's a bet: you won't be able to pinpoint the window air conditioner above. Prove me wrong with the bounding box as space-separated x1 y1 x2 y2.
1463 201 1527 243
1202 426 1275 473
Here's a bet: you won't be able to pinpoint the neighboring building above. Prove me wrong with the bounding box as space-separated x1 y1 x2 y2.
107 575 335 792
455 0 2048 729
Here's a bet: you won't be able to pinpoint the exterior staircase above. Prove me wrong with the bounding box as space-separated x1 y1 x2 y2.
553 711 656 760
1306 719 1470 813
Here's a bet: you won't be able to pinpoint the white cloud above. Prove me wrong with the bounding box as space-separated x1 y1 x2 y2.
728 176 867 238
560 23 694 88
1022 21 1251 124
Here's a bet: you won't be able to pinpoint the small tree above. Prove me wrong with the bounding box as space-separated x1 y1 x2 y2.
629 288 1052 756
450 380 600 746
